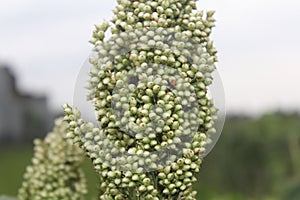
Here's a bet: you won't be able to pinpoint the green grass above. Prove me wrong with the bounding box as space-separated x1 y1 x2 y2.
0 146 33 196
0 146 99 199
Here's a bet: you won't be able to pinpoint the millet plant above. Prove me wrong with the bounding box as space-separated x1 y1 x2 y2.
18 119 87 200
12 0 219 199
63 0 218 199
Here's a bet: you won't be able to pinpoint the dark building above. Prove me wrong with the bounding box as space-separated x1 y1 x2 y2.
0 65 52 144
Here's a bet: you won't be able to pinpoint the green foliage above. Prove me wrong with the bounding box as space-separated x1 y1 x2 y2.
283 180 300 200
194 113 300 199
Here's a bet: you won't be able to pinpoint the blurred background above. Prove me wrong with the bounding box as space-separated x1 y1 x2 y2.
0 0 300 199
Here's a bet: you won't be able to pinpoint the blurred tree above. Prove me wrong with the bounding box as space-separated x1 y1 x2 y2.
283 180 300 200
195 113 300 199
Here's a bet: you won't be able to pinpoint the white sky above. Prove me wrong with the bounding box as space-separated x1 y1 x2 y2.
0 0 300 115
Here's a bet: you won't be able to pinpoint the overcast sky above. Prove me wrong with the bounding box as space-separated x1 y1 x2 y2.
0 0 300 115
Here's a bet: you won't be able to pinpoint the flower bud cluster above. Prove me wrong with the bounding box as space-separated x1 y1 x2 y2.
18 119 87 200
66 0 219 199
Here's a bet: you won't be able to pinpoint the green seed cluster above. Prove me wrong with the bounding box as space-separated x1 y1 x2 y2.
18 119 87 200
65 0 218 199
65 106 205 200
